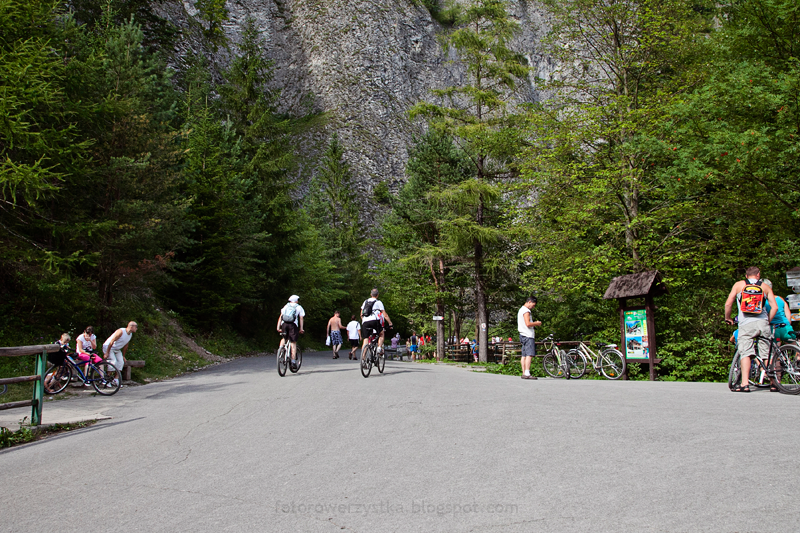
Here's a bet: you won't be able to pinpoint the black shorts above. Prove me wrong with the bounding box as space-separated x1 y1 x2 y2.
349 338 360 348
362 320 383 337
282 322 299 342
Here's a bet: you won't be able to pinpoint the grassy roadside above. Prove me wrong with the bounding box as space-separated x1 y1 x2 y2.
0 420 97 449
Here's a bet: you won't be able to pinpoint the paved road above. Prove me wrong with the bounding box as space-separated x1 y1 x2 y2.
2 352 799 532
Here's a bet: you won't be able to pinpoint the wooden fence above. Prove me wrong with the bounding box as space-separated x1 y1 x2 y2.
444 341 584 363
0 344 61 426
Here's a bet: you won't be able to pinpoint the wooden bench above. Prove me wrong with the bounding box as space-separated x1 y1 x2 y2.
122 360 145 380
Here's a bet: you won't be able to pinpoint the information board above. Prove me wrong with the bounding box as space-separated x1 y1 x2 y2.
623 308 650 360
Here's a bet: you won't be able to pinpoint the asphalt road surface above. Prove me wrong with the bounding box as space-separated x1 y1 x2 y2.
2 352 798 532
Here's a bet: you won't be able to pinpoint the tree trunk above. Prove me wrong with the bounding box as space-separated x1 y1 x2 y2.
475 194 488 363
436 300 445 362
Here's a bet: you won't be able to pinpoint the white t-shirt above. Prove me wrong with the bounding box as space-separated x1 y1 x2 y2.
517 306 535 338
361 298 385 323
280 303 306 326
346 320 361 339
77 333 96 353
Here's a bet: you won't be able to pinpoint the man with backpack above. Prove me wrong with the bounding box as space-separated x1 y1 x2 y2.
360 288 393 356
724 267 779 392
277 295 305 370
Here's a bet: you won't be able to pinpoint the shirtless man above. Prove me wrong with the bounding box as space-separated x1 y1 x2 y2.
724 267 778 392
327 311 346 359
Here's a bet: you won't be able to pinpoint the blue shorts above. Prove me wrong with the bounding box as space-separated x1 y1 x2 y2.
520 336 536 357
410 345 418 352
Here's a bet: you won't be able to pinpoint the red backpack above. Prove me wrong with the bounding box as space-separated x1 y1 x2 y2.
740 279 765 315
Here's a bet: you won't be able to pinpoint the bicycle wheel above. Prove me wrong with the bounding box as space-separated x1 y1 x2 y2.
90 361 121 395
728 351 741 391
290 349 302 373
44 363 72 394
542 352 565 378
599 349 626 380
566 350 587 379
377 347 385 374
773 344 800 394
277 346 287 377
361 346 373 378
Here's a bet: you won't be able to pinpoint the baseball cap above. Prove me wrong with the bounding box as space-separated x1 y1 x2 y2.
288 295 300 303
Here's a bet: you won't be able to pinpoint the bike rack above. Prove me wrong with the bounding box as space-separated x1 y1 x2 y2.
0 344 61 425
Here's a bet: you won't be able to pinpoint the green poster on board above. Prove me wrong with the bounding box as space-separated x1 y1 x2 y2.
623 309 649 360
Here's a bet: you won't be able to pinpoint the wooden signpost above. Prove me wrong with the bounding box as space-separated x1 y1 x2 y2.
603 271 667 381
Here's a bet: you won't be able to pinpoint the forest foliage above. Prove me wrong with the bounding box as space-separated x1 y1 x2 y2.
2 0 799 381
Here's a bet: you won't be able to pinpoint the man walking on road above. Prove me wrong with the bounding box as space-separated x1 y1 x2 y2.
346 315 361 360
327 311 346 359
278 295 305 370
518 296 541 380
725 267 778 392
103 321 137 386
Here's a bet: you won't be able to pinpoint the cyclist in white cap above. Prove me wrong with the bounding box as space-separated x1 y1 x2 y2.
277 295 305 369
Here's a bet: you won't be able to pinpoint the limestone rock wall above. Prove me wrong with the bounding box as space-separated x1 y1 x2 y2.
163 0 554 196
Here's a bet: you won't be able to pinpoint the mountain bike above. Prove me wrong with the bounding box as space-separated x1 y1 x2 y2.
728 324 800 394
44 352 121 395
361 326 388 378
567 340 626 380
276 333 302 377
541 334 584 379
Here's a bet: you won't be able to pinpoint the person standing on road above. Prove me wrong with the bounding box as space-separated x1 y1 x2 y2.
361 288 393 355
103 322 137 387
277 295 305 370
409 331 419 362
518 296 541 380
346 315 362 360
725 267 778 392
762 279 796 345
327 311 346 359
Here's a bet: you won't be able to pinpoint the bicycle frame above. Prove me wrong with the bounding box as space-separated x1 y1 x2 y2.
64 356 106 384
576 342 603 370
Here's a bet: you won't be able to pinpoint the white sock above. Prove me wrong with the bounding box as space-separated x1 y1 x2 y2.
523 371 530 376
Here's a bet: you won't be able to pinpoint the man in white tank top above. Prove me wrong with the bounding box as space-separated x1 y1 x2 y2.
103 322 138 385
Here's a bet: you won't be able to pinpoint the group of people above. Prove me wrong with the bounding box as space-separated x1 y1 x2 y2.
725 266 796 392
278 288 394 369
47 322 138 390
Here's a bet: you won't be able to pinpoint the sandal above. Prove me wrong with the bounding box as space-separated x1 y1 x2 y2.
732 384 751 392
770 386 780 392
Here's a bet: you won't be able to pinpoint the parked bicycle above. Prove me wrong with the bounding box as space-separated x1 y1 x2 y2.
361 327 388 378
567 339 626 380
728 324 800 394
276 333 303 377
44 351 121 396
541 334 584 379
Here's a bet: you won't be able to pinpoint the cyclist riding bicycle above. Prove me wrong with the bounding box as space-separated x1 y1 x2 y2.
360 288 393 356
277 295 305 370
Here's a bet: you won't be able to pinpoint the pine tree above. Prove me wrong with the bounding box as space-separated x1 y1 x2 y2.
410 0 529 362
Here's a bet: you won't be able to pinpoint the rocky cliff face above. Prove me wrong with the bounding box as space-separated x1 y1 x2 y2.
164 0 554 195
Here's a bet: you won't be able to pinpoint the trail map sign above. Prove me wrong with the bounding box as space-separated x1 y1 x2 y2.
603 270 667 380
623 308 650 360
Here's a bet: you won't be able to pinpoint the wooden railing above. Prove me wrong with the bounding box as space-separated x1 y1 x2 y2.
445 341 584 363
0 344 61 425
